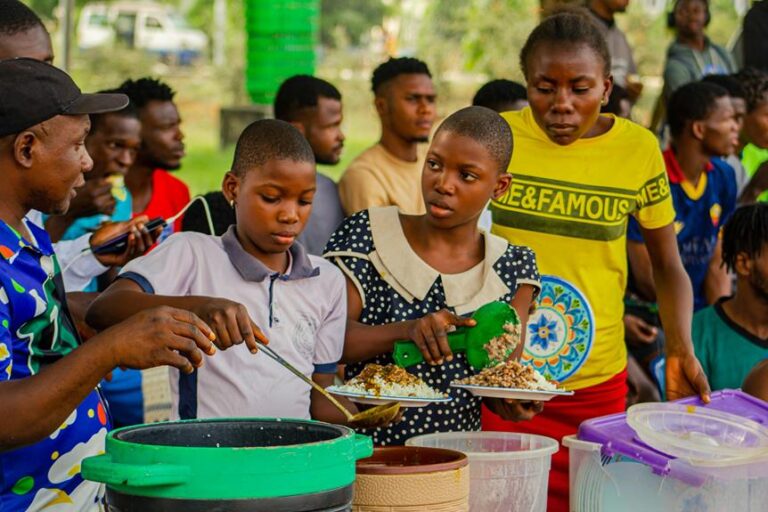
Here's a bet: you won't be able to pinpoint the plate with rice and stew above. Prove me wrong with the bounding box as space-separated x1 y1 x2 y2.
450 360 574 401
328 364 452 408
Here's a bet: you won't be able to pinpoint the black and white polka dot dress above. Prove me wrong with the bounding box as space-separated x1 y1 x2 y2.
324 208 540 446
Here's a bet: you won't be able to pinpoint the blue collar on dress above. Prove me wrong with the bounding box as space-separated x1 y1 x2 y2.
221 225 319 283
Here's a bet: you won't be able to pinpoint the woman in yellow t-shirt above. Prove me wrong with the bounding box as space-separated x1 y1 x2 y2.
484 11 711 512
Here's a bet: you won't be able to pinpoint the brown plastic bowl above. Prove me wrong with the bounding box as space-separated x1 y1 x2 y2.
356 446 468 475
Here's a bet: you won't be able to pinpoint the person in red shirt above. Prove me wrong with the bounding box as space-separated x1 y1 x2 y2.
118 78 190 234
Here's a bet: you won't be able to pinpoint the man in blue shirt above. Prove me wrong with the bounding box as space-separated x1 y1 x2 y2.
0 59 216 511
628 81 739 311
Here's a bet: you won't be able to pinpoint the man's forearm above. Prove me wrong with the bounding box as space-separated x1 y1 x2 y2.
653 262 694 355
87 290 206 331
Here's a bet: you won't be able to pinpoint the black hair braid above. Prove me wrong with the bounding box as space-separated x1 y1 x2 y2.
519 9 611 79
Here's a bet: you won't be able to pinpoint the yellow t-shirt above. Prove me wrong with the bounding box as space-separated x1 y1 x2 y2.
491 107 675 390
338 143 426 216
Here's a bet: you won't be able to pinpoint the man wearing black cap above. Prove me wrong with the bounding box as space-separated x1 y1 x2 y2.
0 58 218 511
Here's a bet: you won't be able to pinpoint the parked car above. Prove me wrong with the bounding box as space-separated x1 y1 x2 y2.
78 2 208 64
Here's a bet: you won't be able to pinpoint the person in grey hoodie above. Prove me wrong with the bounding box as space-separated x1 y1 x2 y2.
663 0 735 101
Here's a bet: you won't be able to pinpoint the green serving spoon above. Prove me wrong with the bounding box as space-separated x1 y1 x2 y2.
392 301 521 370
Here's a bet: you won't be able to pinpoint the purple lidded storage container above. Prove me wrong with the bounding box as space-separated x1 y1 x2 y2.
577 389 768 485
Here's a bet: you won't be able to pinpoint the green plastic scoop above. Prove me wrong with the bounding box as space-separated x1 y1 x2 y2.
392 301 521 370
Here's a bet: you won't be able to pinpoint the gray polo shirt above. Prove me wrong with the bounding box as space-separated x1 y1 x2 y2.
120 226 347 420
589 10 638 88
298 173 345 255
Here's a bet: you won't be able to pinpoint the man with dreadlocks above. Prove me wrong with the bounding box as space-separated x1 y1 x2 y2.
118 78 190 235
693 203 768 390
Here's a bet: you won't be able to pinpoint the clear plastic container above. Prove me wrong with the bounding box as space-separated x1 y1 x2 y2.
564 435 768 512
406 432 558 512
627 403 768 465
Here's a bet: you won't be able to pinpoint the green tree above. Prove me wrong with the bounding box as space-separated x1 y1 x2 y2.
462 0 539 80
418 0 538 81
320 0 386 48
417 0 469 78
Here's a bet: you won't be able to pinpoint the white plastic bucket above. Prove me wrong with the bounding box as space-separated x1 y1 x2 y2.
406 432 558 512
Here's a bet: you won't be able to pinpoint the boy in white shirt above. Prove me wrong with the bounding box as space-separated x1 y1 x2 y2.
88 119 351 422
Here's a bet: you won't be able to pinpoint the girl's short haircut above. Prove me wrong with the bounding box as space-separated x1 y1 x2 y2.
231 119 315 177
519 9 611 80
435 106 512 173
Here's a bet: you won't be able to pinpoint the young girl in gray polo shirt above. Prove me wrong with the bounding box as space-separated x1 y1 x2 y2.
89 120 353 423
324 107 542 446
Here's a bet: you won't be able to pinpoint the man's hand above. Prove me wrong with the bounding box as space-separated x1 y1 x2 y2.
624 314 658 346
69 178 116 218
90 215 161 266
625 78 644 103
105 306 217 374
190 297 269 353
407 309 476 365
666 351 711 403
484 397 543 422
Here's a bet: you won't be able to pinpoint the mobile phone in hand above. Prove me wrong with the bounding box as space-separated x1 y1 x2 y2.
91 217 167 255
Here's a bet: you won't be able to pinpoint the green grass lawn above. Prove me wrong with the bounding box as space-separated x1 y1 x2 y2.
173 75 381 196
176 137 374 197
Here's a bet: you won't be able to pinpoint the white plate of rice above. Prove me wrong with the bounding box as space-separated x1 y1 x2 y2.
329 364 450 408
450 361 574 401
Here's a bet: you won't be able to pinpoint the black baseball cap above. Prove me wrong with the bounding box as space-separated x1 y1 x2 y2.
0 58 129 137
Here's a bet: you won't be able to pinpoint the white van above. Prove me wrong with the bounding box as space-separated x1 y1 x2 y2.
78 2 208 63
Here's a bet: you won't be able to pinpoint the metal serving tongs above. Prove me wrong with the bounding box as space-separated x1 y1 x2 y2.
255 341 400 429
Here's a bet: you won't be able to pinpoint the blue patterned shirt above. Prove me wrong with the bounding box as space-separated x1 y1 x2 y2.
0 218 108 511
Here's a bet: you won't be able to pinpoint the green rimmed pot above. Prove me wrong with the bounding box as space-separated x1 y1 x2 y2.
81 418 373 512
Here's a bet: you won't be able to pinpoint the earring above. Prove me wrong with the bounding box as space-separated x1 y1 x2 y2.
229 199 235 208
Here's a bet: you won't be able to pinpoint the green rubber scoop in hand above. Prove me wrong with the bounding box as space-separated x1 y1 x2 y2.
393 301 521 371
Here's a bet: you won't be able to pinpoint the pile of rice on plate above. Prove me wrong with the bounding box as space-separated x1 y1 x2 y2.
338 364 445 399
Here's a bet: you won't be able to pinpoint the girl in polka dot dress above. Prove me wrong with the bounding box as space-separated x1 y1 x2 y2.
324 107 542 445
